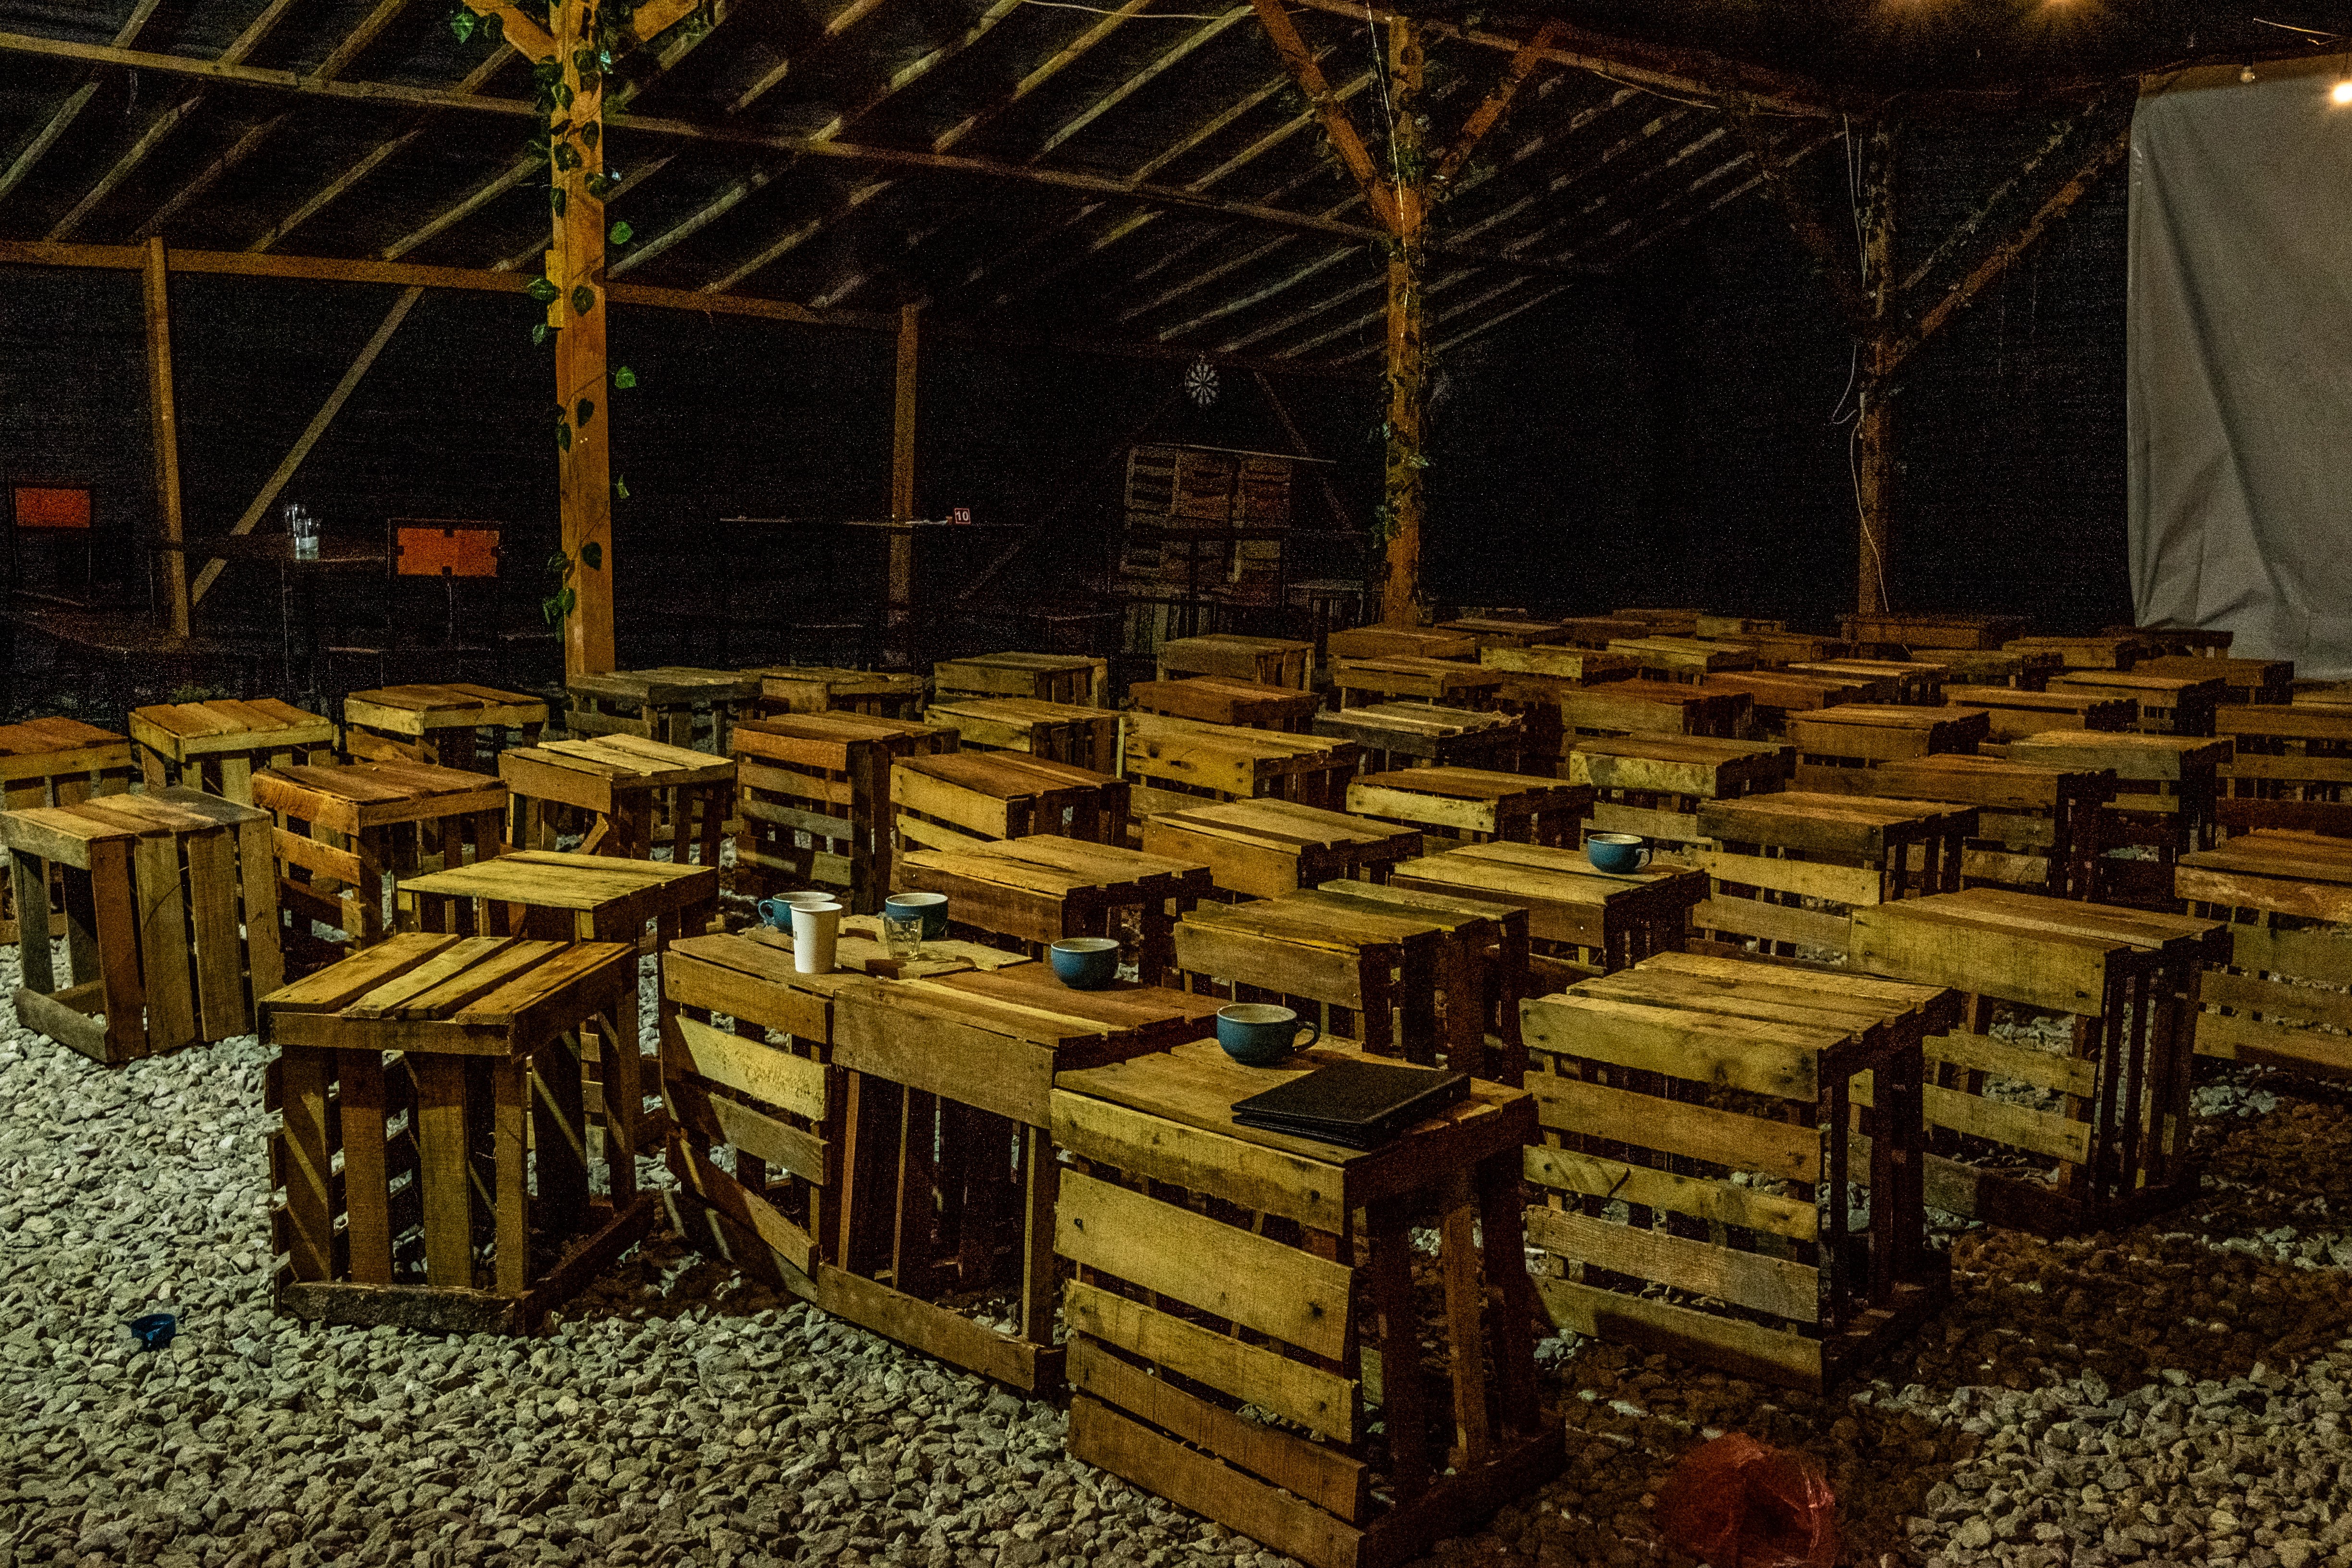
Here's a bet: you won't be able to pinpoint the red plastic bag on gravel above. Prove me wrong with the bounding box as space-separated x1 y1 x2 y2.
1654 1433 1840 1568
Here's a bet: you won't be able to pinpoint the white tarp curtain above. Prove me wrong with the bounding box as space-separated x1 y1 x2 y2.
2127 65 2352 677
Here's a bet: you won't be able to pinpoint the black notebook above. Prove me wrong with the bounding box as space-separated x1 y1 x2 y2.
1230 1060 1471 1151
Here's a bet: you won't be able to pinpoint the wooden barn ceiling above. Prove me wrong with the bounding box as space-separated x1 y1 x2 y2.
0 0 2344 371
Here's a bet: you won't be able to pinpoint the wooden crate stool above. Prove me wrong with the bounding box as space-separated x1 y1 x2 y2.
1691 791 1978 963
1306 878 1531 1081
1841 611 2025 653
400 850 721 1158
2005 634 2160 672
1311 702 1522 773
2141 655 2291 707
1346 767 1592 850
2178 830 2352 1079
1612 606 1704 636
1330 655 1503 710
1695 670 1869 737
1801 752 2117 900
933 651 1108 707
926 695 1122 773
1938 649 2065 690
1173 892 1447 1060
2114 625 2235 658
1125 713 1360 814
1607 636 1757 684
0 717 133 947
895 834 1213 984
1436 615 1579 649
1564 733 1790 852
129 698 334 802
733 711 955 914
1477 645 1640 686
1850 887 2227 1231
1555 683 1752 741
751 665 927 719
1153 633 1312 689
1942 685 2136 741
2050 670 2226 738
1522 951 1953 1390
1476 647 1640 762
253 761 507 969
1390 841 1706 986
892 753 1128 854
500 735 735 862
1788 660 1947 706
1324 624 1477 662
343 683 547 768
1141 797 1422 900
1714 629 1850 668
2214 702 2352 838
1053 1041 1556 1568
1792 703 1988 779
566 667 762 755
261 933 652 1332
1128 677 1323 731
2006 731 2229 907
2 787 281 1063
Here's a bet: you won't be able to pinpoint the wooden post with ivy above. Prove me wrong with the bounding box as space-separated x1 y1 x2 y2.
1855 122 1896 617
1381 15 1427 627
886 301 920 670
551 0 614 677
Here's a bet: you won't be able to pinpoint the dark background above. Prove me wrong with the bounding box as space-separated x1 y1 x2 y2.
0 108 2133 693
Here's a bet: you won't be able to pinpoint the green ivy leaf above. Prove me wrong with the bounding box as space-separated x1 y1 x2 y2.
556 420 572 452
613 476 630 501
480 10 504 42
449 8 476 43
576 397 595 427
571 284 596 317
581 122 600 151
580 541 603 569
585 172 615 199
531 322 554 346
556 81 575 110
607 220 632 246
550 185 566 216
611 366 636 390
527 276 560 304
552 140 581 172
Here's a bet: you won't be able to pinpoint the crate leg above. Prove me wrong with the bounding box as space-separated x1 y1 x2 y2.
838 1073 903 1277
411 1054 474 1289
1367 1198 1433 1501
1474 1151 1542 1434
494 1059 532 1297
1019 1124 1058 1344
133 830 196 1054
894 1090 939 1299
88 844 146 1057
11 849 53 993
279 1045 337 1283
535 1032 591 1239
604 1005 641 1211
340 1048 394 1284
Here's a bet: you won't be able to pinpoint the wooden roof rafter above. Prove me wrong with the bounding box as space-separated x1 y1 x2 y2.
0 0 167 208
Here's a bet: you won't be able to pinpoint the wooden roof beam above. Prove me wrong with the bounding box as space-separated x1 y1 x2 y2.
1247 0 1397 232
1725 103 1870 338
0 0 168 208
1433 18 1564 188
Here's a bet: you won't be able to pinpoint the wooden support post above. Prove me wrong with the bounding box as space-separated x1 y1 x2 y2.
1855 122 1896 617
887 301 920 669
554 0 614 679
1380 15 1428 627
142 235 189 638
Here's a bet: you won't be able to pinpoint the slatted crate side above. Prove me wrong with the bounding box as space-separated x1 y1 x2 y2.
661 1000 837 1287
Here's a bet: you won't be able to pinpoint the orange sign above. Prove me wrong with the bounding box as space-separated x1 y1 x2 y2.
393 524 502 578
14 487 92 530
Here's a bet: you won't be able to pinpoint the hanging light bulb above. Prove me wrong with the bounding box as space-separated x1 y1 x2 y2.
2333 79 2352 105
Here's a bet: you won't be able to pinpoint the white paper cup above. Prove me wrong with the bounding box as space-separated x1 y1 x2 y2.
790 901 844 974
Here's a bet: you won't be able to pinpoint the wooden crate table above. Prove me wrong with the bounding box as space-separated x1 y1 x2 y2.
1841 611 2026 653
2178 831 2352 1079
1716 629 1850 668
1691 791 1978 962
1140 798 1422 900
3 787 281 1063
1548 616 1662 649
1346 767 1592 849
1553 682 1752 742
1127 677 1323 731
2004 634 2161 672
1311 702 1522 772
1436 615 1579 649
1126 713 1360 813
1324 625 1477 662
2214 702 2352 839
499 735 733 863
1607 636 1756 683
2140 655 2291 705
1477 644 1640 685
1799 753 2117 900
1694 670 1867 736
751 665 927 719
261 932 652 1333
254 761 508 968
2006 731 2229 906
2049 670 2226 738
1937 649 2064 690
932 651 1108 707
343 683 548 768
1307 877 1531 1081
0 717 134 947
565 668 762 755
894 834 1212 983
926 695 1122 773
892 752 1128 854
2113 625 2236 658
1389 841 1705 984
1152 634 1312 689
1792 703 1989 778
1942 685 2137 741
1051 1042 1555 1568
1173 892 1448 1061
1522 950 1953 1390
1563 733 1790 850
734 712 956 913
129 698 333 802
1787 660 1947 705
1331 656 1504 709
1850 888 2228 1231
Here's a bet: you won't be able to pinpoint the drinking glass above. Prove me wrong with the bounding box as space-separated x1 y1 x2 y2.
882 912 925 960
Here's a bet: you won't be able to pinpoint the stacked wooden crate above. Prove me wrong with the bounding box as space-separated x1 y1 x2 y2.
733 712 957 913
932 651 1108 708
2004 634 2161 672
1801 753 2117 899
1791 704 1989 780
1691 791 1978 963
1127 677 1323 731
1125 713 1360 814
1941 686 2136 741
1787 660 1947 706
1152 633 1312 689
2138 655 2291 706
2004 731 2229 908
1324 625 1476 662
1564 733 1790 851
2049 668 2227 737
1842 611 2026 656
892 752 1128 852
1311 703 1523 773
2213 702 2352 837
0 717 134 947
925 695 1122 773
750 665 927 720
1390 841 1706 985
1606 636 1756 685
2178 831 2352 1079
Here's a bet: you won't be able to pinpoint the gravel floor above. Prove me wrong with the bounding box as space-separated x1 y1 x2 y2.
5 938 2352 1568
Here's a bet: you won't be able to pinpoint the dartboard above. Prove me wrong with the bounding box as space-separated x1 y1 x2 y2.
1185 356 1219 408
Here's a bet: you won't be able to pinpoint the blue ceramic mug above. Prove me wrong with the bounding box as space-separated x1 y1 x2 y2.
1586 833 1651 874
759 892 834 930
1050 937 1120 990
1216 1003 1321 1067
885 891 949 940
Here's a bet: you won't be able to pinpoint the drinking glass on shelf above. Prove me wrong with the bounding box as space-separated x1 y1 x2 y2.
882 912 925 960
285 502 319 561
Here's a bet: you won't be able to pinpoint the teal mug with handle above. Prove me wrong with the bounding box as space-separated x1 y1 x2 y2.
1586 832 1651 874
1216 1003 1321 1066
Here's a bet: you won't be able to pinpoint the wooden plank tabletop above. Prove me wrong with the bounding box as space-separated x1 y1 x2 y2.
401 848 716 909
